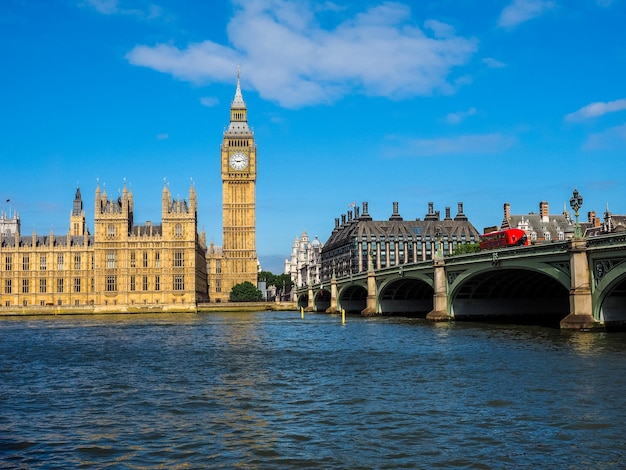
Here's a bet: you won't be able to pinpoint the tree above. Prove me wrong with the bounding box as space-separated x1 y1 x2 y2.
451 242 481 256
258 271 294 300
230 281 263 302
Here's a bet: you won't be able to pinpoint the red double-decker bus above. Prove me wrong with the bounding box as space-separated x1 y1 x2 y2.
479 228 529 250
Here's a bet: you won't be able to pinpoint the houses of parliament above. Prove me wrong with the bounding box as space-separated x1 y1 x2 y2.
0 73 258 312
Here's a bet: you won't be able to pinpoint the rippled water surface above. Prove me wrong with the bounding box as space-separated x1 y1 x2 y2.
2 311 626 468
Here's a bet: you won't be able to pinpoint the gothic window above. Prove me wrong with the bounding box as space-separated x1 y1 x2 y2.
143 252 148 268
155 252 161 268
40 255 46 271
130 251 136 268
174 251 184 267
23 255 29 271
155 275 160 291
5 279 11 294
108 224 115 237
57 254 64 270
130 276 135 291
5 255 11 271
106 251 115 269
175 224 183 237
22 279 29 293
57 278 64 293
74 278 81 293
74 254 81 270
142 276 148 291
39 279 46 293
106 276 117 292
174 275 184 291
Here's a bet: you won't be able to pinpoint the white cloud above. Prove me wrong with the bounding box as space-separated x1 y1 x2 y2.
85 0 119 15
583 124 626 151
200 96 219 107
126 0 478 108
498 0 555 29
565 99 626 122
84 0 164 20
482 57 506 68
446 107 477 124
390 133 515 157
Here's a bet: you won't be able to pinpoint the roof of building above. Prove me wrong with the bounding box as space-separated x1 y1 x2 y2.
324 201 479 251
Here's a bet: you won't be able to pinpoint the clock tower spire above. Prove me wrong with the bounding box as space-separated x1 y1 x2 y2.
215 68 258 301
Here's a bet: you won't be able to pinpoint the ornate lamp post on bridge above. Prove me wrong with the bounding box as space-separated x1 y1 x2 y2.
569 188 583 239
434 225 443 259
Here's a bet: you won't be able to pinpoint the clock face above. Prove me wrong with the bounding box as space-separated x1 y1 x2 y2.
229 152 249 170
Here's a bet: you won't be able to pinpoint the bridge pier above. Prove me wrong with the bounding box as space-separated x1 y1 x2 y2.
361 267 379 316
326 273 339 314
305 284 315 312
560 239 597 331
426 258 450 321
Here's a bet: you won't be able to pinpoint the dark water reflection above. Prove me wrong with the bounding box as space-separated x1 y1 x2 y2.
1 312 626 468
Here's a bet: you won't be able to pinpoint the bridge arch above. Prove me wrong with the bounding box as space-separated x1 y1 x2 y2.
378 275 434 316
314 289 331 312
296 293 308 310
338 283 368 314
595 268 626 330
450 267 570 325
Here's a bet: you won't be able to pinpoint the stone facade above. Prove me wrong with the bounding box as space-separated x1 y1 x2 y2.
207 70 258 302
0 183 208 311
284 231 323 288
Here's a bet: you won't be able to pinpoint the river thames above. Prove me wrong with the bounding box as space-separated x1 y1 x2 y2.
1 311 625 469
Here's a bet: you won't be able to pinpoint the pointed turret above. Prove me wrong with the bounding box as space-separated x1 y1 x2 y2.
70 186 86 236
226 67 251 135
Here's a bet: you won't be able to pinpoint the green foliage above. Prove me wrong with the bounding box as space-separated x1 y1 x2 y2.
451 242 481 256
258 271 294 290
229 281 263 302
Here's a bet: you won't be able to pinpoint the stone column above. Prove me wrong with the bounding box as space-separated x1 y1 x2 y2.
306 284 315 312
560 238 596 330
361 268 378 316
326 272 338 314
426 258 450 321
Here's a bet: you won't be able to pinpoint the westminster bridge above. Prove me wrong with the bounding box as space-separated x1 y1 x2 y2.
295 233 626 331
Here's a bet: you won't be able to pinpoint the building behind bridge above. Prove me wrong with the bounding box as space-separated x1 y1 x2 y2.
319 201 480 282
501 200 626 241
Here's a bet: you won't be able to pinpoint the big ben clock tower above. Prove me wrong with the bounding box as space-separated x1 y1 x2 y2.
219 69 258 299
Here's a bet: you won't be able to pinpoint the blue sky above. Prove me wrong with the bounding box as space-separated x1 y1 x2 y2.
1 0 625 273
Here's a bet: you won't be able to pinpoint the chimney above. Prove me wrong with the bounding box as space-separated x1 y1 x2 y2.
425 202 439 221
503 202 511 221
588 211 600 227
445 207 451 220
540 201 549 223
361 201 373 221
389 202 403 221
454 202 468 221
